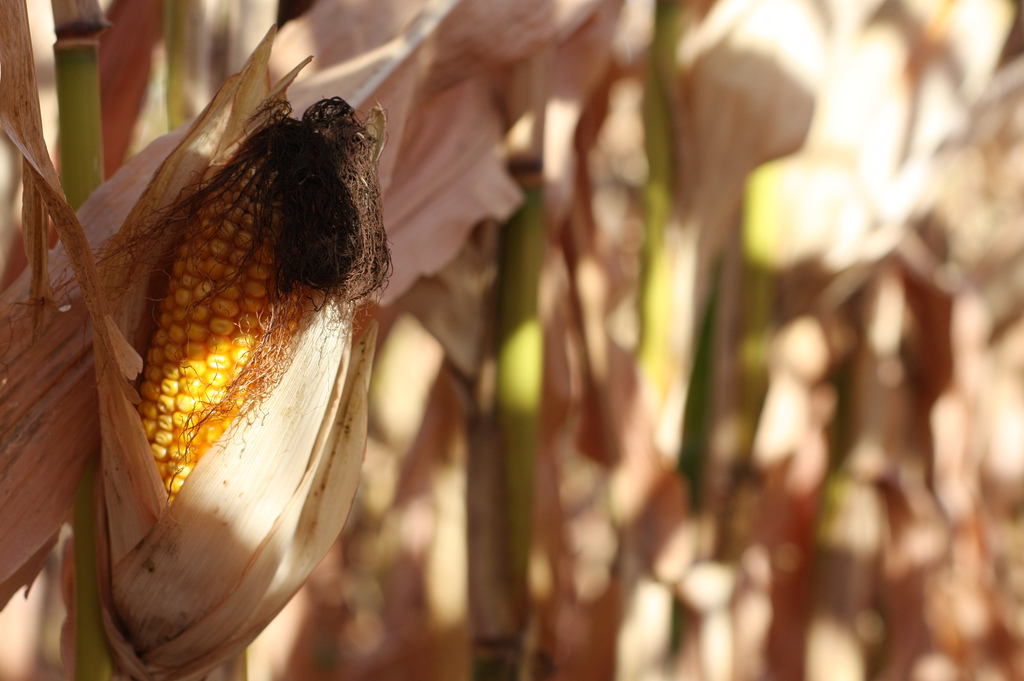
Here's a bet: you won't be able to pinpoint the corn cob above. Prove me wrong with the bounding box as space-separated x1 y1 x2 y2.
137 186 288 495
134 97 388 499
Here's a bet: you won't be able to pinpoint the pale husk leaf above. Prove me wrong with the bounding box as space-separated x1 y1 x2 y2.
98 27 309 561
140 324 375 681
104 319 372 679
108 309 349 661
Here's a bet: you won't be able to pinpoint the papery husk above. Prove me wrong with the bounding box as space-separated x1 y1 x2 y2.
95 26 304 562
104 320 374 681
84 28 378 680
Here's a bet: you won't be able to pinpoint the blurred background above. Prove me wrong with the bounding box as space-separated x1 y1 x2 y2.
4 0 1024 679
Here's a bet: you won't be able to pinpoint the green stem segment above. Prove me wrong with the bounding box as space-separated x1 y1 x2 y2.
72 459 113 681
496 185 544 610
164 0 193 130
739 161 778 452
53 18 110 681
473 184 545 681
54 41 105 210
637 0 680 396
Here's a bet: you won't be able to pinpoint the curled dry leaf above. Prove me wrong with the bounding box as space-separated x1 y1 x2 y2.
273 0 618 307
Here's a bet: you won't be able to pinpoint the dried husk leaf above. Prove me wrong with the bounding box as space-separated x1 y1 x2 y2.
104 317 373 681
97 27 291 562
680 0 824 314
87 30 382 679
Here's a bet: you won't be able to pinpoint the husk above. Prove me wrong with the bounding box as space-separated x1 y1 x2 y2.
95 26 294 561
104 317 374 681
89 29 380 680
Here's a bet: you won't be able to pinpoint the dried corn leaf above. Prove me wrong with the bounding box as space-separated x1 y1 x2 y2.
0 0 137 388
274 0 615 305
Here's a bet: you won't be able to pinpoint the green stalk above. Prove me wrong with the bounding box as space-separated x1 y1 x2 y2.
164 0 192 130
637 0 680 397
52 3 110 678
717 161 779 560
54 40 104 209
738 161 777 439
495 184 544 611
468 51 548 681
72 459 111 681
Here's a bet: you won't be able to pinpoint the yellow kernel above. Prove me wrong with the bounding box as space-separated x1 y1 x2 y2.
217 220 238 239
193 280 214 300
154 429 174 448
209 317 235 336
161 364 181 380
239 295 267 314
168 324 186 343
146 346 164 365
193 303 212 323
143 419 157 440
172 411 190 429
180 272 198 288
201 422 225 442
157 395 176 414
157 414 174 432
141 382 161 402
186 324 209 342
210 297 240 318
159 311 173 329
172 260 186 278
169 466 193 494
200 384 227 403
220 284 243 301
235 311 258 329
246 261 271 279
206 354 231 372
175 394 196 412
174 287 191 308
242 279 267 298
151 443 169 462
207 335 233 354
233 348 250 366
166 443 183 461
145 365 163 383
160 379 179 397
200 258 227 279
208 238 230 256
186 341 207 360
182 359 207 379
139 400 158 421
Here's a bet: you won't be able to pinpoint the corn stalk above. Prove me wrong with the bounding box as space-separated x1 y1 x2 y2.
638 0 680 400
467 52 548 681
51 0 110 679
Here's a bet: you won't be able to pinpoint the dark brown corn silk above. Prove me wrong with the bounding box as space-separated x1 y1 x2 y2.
136 97 389 495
